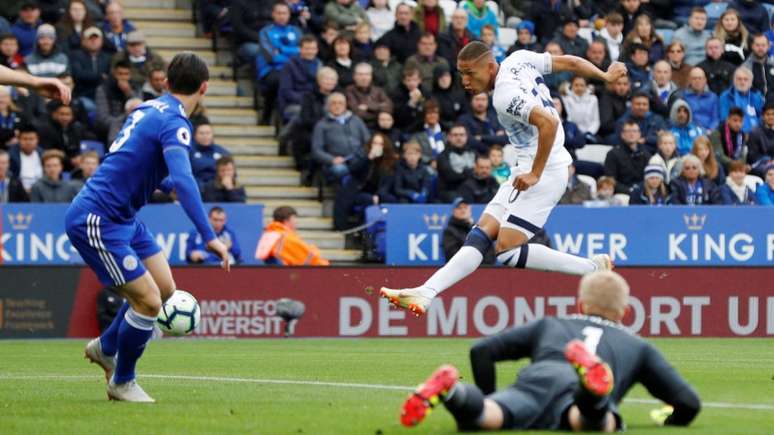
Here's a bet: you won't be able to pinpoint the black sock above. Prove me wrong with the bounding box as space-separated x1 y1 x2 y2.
443 383 485 431
574 387 611 430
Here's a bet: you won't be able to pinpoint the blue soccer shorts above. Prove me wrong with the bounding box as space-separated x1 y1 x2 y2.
65 204 162 287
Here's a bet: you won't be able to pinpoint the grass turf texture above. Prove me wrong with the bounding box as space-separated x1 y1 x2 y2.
1 338 772 434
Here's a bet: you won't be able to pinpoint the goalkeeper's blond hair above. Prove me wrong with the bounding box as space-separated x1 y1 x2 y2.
578 271 630 316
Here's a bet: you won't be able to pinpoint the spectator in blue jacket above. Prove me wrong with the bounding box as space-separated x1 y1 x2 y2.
186 206 243 265
456 92 507 153
201 156 247 203
756 163 774 205
11 1 42 57
718 160 758 204
719 66 764 133
101 1 136 53
682 67 720 130
613 92 668 153
462 0 498 38
392 140 433 203
625 43 651 91
278 35 321 122
670 99 706 156
190 121 232 187
256 2 302 124
70 26 111 108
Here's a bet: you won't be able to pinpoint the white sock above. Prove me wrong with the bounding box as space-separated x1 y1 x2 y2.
419 246 484 298
497 243 595 275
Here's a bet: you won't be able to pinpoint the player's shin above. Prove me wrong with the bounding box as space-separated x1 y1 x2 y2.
497 243 596 275
422 226 492 297
99 302 130 357
113 308 156 384
443 383 487 431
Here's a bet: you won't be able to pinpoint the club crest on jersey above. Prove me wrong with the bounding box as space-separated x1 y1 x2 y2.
177 127 191 145
506 96 527 117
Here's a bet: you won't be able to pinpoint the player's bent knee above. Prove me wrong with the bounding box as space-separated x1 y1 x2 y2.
477 399 505 430
135 293 162 317
463 226 493 257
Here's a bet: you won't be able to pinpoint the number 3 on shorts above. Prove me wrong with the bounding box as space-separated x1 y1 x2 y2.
109 110 145 153
581 326 604 355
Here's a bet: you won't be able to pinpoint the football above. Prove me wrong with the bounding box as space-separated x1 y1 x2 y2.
156 290 200 336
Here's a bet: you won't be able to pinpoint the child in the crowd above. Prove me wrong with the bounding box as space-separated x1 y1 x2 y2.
508 20 541 53
562 75 600 142
392 140 433 203
595 176 628 205
718 160 757 205
488 144 510 184
0 34 23 70
352 21 373 62
625 43 651 90
595 12 624 61
479 24 504 63
648 131 682 183
629 164 671 205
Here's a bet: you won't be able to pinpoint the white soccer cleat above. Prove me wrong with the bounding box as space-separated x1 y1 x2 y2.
590 254 614 272
107 378 156 403
380 287 432 317
84 338 115 383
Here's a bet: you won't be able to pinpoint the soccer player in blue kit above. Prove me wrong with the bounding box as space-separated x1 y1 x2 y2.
66 53 230 402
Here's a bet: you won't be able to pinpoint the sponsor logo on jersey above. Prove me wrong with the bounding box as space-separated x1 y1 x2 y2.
176 127 191 146
506 96 527 117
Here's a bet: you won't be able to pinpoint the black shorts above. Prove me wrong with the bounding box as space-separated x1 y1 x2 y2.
489 361 578 430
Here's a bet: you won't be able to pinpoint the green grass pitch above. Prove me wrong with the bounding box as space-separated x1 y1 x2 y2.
1 338 772 434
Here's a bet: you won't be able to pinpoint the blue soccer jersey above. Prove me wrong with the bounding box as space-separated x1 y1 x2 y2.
66 93 216 286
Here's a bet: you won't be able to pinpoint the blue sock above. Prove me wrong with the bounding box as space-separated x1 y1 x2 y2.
113 308 155 384
100 302 129 357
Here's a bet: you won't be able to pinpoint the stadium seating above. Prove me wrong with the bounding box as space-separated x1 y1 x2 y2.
577 174 598 198
79 140 105 158
574 145 613 166
118 0 360 262
745 175 764 192
498 28 517 50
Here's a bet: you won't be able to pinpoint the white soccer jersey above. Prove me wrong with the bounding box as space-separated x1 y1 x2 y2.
492 50 572 169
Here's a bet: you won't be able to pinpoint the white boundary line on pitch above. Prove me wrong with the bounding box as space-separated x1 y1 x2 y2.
1 373 773 411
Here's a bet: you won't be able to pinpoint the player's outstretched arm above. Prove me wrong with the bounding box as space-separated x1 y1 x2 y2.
163 145 230 271
551 55 627 85
469 322 540 394
639 343 701 426
0 65 71 104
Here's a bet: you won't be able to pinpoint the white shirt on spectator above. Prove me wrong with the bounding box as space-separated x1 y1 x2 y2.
563 90 600 135
19 150 42 191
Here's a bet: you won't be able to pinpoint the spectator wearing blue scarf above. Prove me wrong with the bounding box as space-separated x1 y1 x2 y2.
719 66 764 133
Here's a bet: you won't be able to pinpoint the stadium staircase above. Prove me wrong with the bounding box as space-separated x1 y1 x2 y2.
122 0 361 263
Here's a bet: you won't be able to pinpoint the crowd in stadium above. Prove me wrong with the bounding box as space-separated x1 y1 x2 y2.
1 0 774 232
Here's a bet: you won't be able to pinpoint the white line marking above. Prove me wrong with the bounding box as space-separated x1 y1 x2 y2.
1 374 772 411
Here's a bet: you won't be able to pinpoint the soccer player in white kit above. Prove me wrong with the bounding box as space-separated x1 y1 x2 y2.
381 41 628 316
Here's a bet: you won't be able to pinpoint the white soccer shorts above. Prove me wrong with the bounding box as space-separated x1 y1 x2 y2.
482 162 569 239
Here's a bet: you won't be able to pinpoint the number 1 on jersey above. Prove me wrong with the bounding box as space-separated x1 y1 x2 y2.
581 326 604 355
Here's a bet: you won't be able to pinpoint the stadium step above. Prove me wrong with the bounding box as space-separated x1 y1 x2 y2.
239 168 300 185
319 248 362 262
134 21 196 38
201 80 237 97
234 155 293 168
203 96 253 108
262 200 324 217
124 8 190 22
156 48 215 65
146 37 211 50
215 126 275 138
225 143 279 156
206 108 257 125
298 231 346 249
247 186 317 200
121 0 177 8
